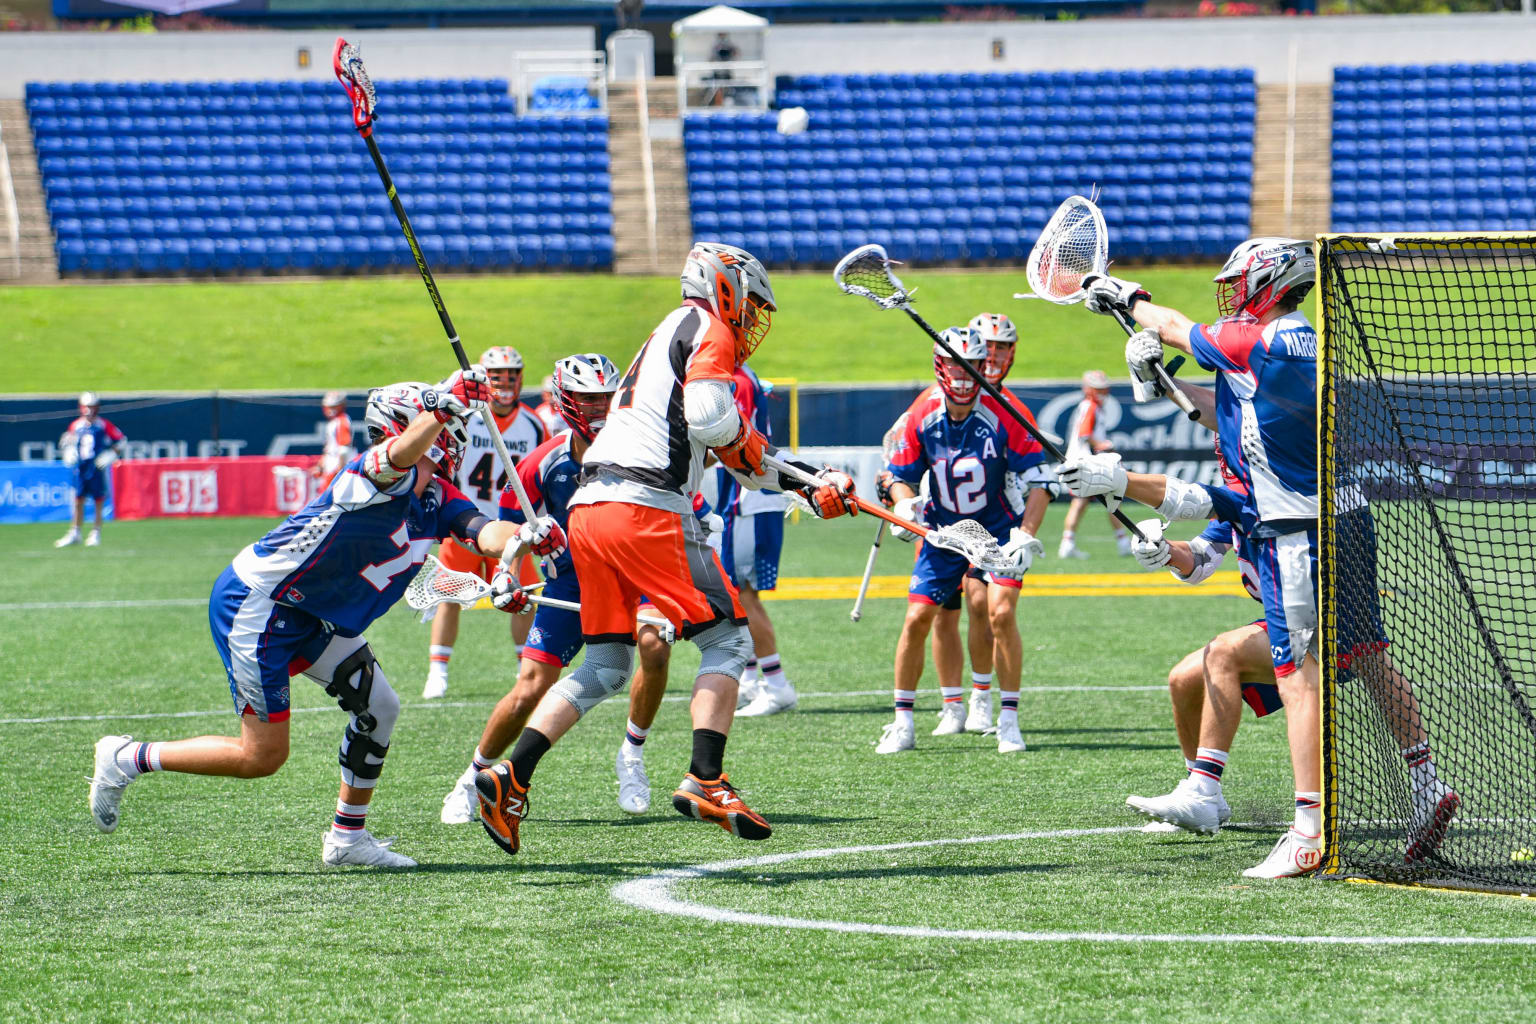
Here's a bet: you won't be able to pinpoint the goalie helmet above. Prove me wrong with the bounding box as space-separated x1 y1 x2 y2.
933 327 988 406
479 346 524 409
552 352 620 443
1214 237 1316 319
364 382 467 479
969 312 1018 386
681 242 777 359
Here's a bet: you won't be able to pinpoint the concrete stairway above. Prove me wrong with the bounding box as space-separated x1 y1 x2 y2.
607 81 693 276
0 98 60 283
1250 83 1332 242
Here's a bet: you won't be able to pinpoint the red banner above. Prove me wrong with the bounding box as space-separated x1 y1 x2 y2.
112 455 323 520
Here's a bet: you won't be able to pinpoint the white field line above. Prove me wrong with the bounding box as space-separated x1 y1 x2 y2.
0 598 206 611
0 684 1165 726
611 827 1536 946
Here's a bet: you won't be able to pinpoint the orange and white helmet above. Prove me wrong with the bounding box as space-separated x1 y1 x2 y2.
1082 369 1111 393
1214 237 1315 319
479 346 524 408
933 327 988 406
680 242 776 359
321 390 347 417
969 312 1018 386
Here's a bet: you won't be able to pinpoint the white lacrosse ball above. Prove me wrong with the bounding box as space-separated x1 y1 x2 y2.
777 106 809 135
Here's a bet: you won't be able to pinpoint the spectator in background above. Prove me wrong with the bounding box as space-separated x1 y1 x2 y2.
313 390 355 490
709 32 739 107
1057 370 1130 560
616 0 644 30
55 391 126 549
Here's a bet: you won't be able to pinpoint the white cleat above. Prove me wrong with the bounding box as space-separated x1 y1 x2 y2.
1406 779 1461 862
737 684 797 718
322 829 417 868
735 676 762 710
1126 783 1231 835
964 689 994 733
1058 541 1089 560
616 748 651 814
55 528 81 548
89 734 134 833
84 529 101 547
440 765 479 824
932 701 967 736
1242 828 1322 879
1141 820 1184 834
875 720 915 755
421 674 448 700
996 718 1026 754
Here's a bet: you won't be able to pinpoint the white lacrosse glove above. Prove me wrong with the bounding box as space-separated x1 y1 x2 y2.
890 495 924 543
1125 329 1165 404
517 515 567 559
423 367 491 424
489 568 531 614
1056 452 1128 513
60 445 79 468
93 450 117 471
1081 274 1150 317
700 511 724 554
997 526 1045 579
1130 518 1172 571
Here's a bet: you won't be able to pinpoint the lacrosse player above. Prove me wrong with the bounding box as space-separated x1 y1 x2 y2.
439 353 621 824
423 345 548 700
533 373 565 436
88 371 563 868
54 392 125 549
876 327 1053 756
311 390 356 490
1064 237 1458 875
1057 370 1131 560
473 242 857 856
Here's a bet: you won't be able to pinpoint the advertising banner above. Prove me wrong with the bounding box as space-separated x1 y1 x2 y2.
112 455 320 520
0 462 110 524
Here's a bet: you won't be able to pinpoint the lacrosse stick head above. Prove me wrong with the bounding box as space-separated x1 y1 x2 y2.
1025 195 1109 305
333 37 376 133
833 244 911 310
925 519 1017 575
405 556 491 612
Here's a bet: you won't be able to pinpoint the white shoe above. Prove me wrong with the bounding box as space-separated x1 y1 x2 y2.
421 674 448 700
737 683 797 718
616 748 651 814
1141 820 1183 833
996 717 1026 753
85 529 101 547
964 689 994 733
1242 829 1322 879
1406 779 1460 862
736 675 762 710
875 720 915 754
932 701 967 736
89 734 134 833
1116 535 1132 556
440 765 479 824
55 528 81 548
322 828 417 868
1058 541 1089 560
1126 782 1230 835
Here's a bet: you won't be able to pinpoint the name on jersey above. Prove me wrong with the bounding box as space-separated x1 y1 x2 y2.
1277 329 1318 358
472 435 533 454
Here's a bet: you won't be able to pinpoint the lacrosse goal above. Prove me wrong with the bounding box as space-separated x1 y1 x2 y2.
1317 233 1536 895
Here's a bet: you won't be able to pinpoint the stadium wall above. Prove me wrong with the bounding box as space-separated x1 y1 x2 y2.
0 27 595 99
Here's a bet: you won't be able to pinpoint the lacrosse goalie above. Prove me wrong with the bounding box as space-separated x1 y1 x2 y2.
54 391 126 549
876 327 1053 757
88 371 563 868
423 345 547 700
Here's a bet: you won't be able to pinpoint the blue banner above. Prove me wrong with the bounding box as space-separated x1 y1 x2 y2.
0 462 112 523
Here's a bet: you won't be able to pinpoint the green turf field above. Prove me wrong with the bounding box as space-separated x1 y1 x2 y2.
3 508 1535 1023
0 266 1224 393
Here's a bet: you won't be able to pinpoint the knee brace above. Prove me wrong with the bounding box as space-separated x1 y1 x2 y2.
336 659 400 788
694 620 753 682
550 641 634 717
325 644 381 732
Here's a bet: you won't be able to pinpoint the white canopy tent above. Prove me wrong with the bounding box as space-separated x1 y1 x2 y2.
672 5 771 112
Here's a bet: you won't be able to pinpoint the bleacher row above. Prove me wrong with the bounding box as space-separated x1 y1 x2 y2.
25 78 613 274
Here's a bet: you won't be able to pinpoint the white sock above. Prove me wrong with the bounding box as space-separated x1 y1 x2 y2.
971 672 992 694
115 741 161 780
1188 747 1228 797
622 719 650 758
940 685 964 705
331 799 369 842
742 659 760 684
760 654 787 689
471 747 496 773
1294 792 1322 836
894 689 916 729
429 644 452 679
1402 741 1438 792
998 707 1018 729
1184 757 1197 773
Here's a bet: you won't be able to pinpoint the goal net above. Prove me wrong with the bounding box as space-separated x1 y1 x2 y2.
1318 233 1536 895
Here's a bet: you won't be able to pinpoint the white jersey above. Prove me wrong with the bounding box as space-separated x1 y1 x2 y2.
534 400 565 437
1064 394 1108 461
455 405 547 517
573 304 741 516
320 414 355 477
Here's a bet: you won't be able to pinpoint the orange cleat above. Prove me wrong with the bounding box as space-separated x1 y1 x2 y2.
475 762 529 856
671 773 772 841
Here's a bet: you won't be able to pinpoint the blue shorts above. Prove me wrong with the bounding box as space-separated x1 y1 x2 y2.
209 565 335 722
75 468 107 501
908 531 1020 606
524 574 584 667
722 509 783 591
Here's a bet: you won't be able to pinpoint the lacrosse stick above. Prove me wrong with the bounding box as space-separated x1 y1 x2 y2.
850 414 906 623
763 453 1021 576
833 243 1145 542
406 557 677 643
333 39 545 572
1024 195 1200 422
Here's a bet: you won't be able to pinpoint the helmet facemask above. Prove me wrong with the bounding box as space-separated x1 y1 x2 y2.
983 341 1015 387
487 367 522 410
935 353 983 405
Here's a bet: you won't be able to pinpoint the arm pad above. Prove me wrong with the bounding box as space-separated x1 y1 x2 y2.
683 378 741 447
362 440 407 486
1172 535 1229 585
450 512 490 550
1156 476 1214 521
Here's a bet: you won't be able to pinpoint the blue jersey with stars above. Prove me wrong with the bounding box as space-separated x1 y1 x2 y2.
886 390 1045 537
230 452 478 634
498 431 582 579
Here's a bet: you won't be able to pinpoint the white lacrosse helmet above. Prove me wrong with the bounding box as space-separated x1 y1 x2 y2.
552 352 620 442
364 382 467 479
969 312 1018 386
322 390 347 412
1214 237 1316 319
681 242 777 358
933 327 988 405
78 391 100 414
479 346 524 408
540 373 556 401
1082 369 1111 392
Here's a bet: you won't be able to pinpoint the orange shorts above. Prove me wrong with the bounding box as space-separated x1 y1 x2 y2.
440 537 539 585
569 501 745 643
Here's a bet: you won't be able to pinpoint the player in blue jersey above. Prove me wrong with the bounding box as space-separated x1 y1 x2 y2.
1063 238 1458 875
54 391 126 549
87 370 566 868
875 327 1054 756
439 353 622 824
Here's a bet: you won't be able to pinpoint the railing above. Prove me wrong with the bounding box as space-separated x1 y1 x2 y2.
0 121 20 279
676 61 770 114
511 50 608 116
636 75 659 269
